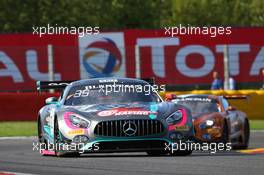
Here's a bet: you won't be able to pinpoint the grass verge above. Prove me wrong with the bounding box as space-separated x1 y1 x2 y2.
0 121 37 137
249 120 264 130
0 120 263 137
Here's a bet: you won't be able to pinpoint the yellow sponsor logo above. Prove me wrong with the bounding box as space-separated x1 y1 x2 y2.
68 129 85 135
175 125 189 131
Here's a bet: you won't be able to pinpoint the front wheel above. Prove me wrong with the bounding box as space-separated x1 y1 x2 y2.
53 117 80 157
170 150 192 156
146 150 168 156
233 120 250 150
38 118 50 156
220 121 229 144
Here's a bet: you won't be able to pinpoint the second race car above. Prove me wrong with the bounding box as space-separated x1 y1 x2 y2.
169 94 250 149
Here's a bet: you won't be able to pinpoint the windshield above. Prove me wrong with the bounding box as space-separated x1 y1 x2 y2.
174 98 221 114
64 85 161 106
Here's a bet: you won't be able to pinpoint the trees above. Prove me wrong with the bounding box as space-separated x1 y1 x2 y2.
169 0 264 27
0 0 263 33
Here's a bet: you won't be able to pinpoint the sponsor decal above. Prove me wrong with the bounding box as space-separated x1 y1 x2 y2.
97 110 118 116
97 108 156 116
174 125 189 131
99 79 118 83
174 98 212 102
68 129 85 135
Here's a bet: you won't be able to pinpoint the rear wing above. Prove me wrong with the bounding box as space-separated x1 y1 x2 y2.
224 95 248 100
36 77 155 91
36 80 74 91
142 77 155 86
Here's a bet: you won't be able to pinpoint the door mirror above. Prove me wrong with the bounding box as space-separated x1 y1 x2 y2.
227 106 236 111
165 93 177 101
45 97 58 104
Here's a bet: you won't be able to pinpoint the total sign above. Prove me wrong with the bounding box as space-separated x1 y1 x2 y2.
78 33 126 79
124 28 264 85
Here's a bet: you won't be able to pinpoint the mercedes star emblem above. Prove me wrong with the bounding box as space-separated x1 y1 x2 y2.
123 121 137 136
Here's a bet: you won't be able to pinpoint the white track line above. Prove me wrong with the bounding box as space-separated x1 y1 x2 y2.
0 171 35 175
0 136 36 140
251 130 264 132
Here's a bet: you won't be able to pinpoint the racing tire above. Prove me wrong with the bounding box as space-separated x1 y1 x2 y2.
170 150 193 156
146 150 168 156
232 120 250 150
53 117 80 157
38 118 49 156
220 121 229 144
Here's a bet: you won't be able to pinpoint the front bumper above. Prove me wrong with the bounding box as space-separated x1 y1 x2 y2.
194 125 223 142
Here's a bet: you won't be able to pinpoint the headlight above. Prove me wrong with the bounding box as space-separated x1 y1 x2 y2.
205 119 214 127
166 110 183 125
68 114 90 128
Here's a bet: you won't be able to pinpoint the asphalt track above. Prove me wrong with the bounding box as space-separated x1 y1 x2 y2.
0 132 263 175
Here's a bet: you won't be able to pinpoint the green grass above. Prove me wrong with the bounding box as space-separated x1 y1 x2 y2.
249 120 264 130
0 120 263 137
0 121 37 137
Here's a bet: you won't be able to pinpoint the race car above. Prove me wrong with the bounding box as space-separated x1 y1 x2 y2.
37 78 194 157
168 94 250 149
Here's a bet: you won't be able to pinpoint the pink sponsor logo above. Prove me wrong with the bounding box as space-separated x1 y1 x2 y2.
97 109 155 116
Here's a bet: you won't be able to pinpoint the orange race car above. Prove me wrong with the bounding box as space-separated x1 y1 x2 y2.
167 94 250 149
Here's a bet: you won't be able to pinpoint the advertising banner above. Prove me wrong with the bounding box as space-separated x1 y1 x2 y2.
0 34 79 91
78 32 126 79
0 28 264 91
124 28 264 85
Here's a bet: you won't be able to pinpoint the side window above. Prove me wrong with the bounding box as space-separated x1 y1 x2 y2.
222 98 229 111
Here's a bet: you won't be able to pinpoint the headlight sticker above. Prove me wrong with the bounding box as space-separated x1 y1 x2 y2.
64 112 90 129
168 108 188 131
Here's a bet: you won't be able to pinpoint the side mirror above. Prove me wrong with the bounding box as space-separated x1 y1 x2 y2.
45 97 58 104
165 93 177 101
227 106 236 111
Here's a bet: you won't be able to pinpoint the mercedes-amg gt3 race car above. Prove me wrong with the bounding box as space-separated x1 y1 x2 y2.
37 78 193 157
169 94 250 149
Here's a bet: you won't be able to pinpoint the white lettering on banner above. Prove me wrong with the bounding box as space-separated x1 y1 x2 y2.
0 50 61 83
250 47 264 75
0 51 24 82
176 45 214 77
136 38 179 78
216 44 250 76
26 50 61 81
